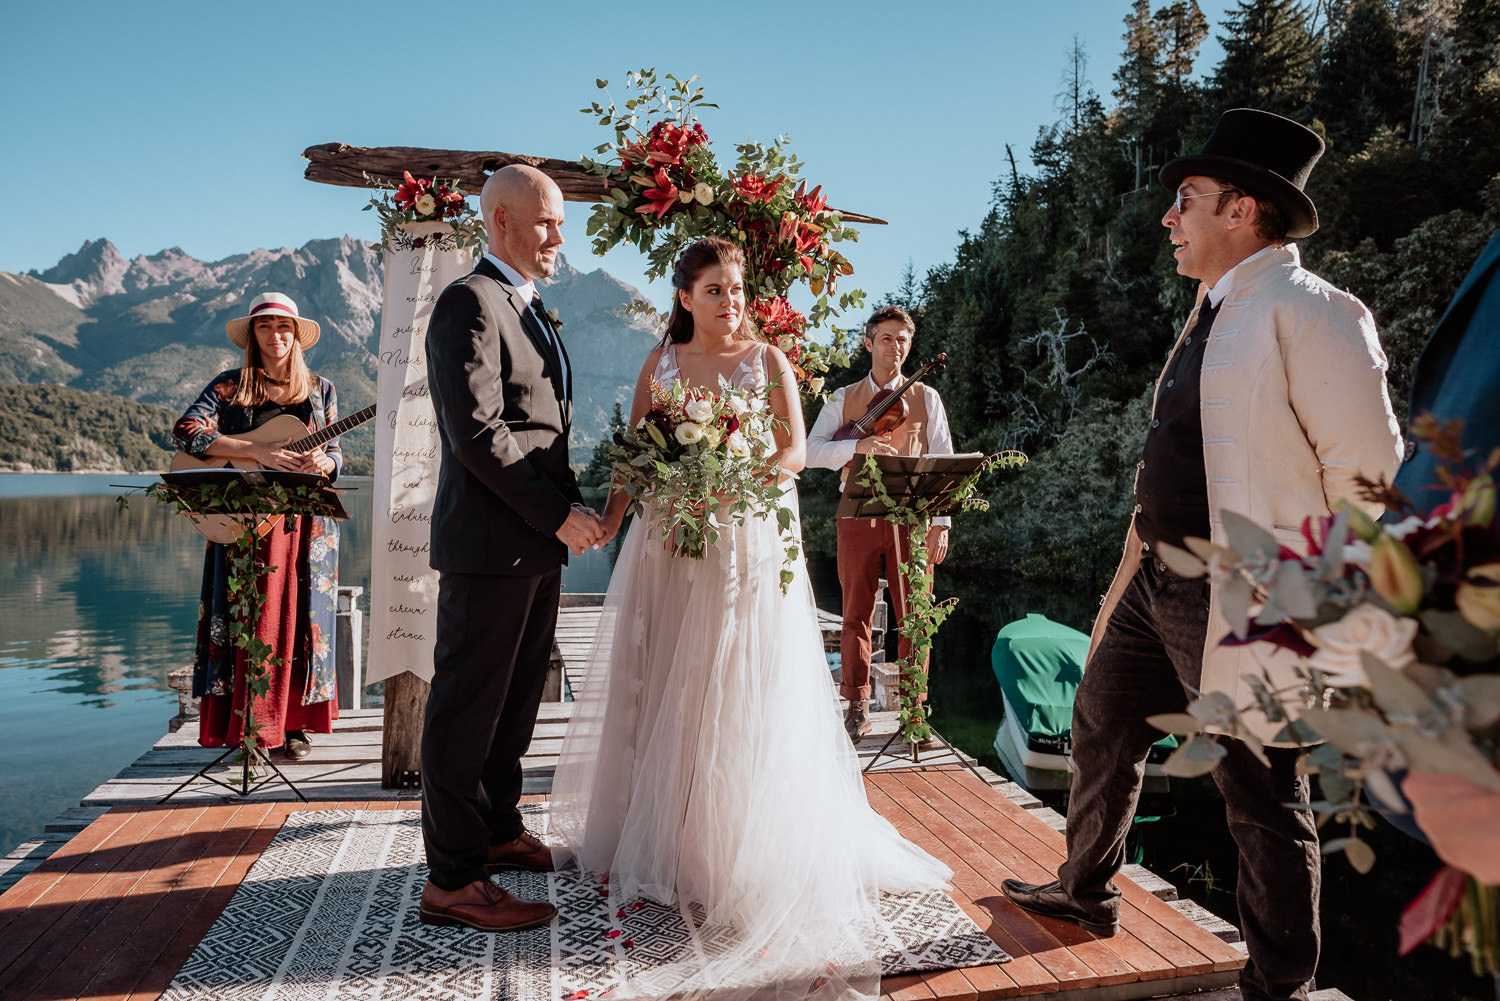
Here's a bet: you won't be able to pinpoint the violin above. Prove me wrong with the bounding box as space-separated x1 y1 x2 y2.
831 353 948 441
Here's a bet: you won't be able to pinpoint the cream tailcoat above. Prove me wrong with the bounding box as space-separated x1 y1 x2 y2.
1089 244 1403 745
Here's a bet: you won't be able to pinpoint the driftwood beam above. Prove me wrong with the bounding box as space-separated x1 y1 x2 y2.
302 142 888 225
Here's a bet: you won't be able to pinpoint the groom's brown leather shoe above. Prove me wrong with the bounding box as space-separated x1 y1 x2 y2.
1001 878 1119 937
484 830 555 873
419 878 556 932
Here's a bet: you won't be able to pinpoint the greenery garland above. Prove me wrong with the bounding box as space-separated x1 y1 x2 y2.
130 479 342 764
854 450 1028 744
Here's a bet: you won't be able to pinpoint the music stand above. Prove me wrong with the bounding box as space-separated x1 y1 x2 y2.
840 453 996 784
155 468 348 804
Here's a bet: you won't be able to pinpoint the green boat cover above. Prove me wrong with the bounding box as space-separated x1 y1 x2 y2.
991 613 1176 755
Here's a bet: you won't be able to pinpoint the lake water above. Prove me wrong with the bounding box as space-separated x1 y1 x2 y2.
0 474 1488 999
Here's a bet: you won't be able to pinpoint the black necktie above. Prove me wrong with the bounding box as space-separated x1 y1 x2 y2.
530 292 569 409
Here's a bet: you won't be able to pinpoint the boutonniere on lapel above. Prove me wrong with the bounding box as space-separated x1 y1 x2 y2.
546 307 563 331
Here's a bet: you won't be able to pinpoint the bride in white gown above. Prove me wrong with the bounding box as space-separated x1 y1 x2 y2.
550 237 951 1001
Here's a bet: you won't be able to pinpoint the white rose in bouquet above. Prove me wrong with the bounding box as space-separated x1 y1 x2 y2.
727 431 751 456
684 397 715 423
414 192 438 216
777 334 796 352
675 422 706 445
702 424 723 447
728 394 750 417
1309 604 1419 687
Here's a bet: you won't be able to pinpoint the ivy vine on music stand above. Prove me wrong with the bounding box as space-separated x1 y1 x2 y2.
141 473 346 803
848 450 1027 776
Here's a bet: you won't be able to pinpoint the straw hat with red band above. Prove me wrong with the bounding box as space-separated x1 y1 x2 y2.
225 292 321 350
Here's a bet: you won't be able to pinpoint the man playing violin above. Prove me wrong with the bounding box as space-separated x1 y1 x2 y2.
806 305 954 741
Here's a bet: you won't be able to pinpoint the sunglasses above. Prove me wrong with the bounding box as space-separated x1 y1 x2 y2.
1171 189 1239 213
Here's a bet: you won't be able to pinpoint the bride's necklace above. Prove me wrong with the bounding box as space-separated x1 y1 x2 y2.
262 373 291 386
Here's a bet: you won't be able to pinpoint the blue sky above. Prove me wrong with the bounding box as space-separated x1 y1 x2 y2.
1 0 1235 309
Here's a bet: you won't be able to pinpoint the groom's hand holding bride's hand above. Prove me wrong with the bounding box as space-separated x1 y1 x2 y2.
558 505 606 556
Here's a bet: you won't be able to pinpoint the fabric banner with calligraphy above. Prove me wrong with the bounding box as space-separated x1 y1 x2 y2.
367 222 474 684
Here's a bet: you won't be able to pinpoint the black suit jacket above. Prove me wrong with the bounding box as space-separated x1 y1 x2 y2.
427 257 581 575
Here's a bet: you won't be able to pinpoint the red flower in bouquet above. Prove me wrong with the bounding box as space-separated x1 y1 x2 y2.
732 172 781 204
636 167 681 220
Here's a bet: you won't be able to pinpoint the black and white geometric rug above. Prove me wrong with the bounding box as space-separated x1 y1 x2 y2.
158 808 1009 1001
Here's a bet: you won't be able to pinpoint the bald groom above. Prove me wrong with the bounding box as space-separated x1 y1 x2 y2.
420 165 603 932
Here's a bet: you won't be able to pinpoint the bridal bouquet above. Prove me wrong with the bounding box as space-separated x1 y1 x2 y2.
604 376 799 590
1152 416 1500 976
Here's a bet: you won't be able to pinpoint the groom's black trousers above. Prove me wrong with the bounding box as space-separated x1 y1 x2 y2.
422 568 560 890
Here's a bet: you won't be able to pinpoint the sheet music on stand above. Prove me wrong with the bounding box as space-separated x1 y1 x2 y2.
836 452 988 520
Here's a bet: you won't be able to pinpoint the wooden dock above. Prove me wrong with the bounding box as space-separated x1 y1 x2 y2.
0 598 1347 1001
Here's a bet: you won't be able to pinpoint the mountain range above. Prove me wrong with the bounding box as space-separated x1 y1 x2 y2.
0 238 661 471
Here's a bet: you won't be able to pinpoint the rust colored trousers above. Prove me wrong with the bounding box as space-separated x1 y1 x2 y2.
836 517 929 704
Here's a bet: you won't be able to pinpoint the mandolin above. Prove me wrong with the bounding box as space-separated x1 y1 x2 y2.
831 354 947 441
171 404 376 543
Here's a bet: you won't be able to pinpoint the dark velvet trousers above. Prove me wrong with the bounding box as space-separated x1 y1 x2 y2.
1060 559 1321 1001
421 568 560 890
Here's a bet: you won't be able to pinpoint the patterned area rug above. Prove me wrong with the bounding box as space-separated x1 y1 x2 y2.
160 808 1009 1001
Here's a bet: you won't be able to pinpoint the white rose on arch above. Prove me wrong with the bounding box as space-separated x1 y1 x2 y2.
683 398 715 423
1308 604 1419 687
674 422 706 445
693 182 714 205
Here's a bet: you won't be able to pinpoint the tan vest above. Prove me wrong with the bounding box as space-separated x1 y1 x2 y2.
840 378 929 484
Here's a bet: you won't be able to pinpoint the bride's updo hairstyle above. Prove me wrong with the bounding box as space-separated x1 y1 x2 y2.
661 236 756 344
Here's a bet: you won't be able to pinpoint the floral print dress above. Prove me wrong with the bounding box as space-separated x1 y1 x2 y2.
173 370 341 748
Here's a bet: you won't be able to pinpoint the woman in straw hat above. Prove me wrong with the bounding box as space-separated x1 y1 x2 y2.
172 292 342 760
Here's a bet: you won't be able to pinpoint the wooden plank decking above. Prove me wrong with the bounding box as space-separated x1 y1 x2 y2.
0 600 1257 1001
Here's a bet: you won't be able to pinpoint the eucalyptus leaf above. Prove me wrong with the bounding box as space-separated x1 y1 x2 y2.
1146 712 1203 736
1155 543 1206 579
1456 676 1500 731
1419 609 1499 663
1162 736 1227 777
1362 651 1437 717
1220 574 1254 640
1344 839 1376 873
1394 732 1500 793
1297 707 1394 757
1222 510 1280 566
1269 559 1318 619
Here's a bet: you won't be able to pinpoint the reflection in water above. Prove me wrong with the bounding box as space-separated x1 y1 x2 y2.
0 475 623 856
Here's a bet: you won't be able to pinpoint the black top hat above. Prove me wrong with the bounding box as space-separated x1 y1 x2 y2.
1160 109 1325 239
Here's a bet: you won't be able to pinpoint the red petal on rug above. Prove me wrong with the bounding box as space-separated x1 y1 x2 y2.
567 992 589 1000
616 909 626 918
605 929 621 940
623 940 635 949
1399 866 1468 955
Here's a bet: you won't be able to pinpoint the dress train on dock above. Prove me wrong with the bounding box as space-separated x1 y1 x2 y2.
551 493 951 1000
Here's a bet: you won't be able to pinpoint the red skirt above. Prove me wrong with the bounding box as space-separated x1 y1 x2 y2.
198 515 338 749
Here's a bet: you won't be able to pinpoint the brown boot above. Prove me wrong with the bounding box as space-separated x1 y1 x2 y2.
485 830 555 873
843 699 871 741
419 878 556 932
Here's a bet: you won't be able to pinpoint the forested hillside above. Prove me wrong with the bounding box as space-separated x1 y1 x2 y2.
810 0 1500 587
0 385 179 472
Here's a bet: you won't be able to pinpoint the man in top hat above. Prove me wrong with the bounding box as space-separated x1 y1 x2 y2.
420 165 605 932
1000 110 1402 1001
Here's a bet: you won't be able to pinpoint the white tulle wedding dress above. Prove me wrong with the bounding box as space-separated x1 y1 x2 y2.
550 342 951 1001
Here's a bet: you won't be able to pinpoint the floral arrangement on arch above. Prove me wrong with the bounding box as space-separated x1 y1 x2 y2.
362 170 487 261
1149 416 1500 977
604 375 799 591
580 69 866 398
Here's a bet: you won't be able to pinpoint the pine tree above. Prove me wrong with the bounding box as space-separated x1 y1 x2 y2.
1155 0 1211 82
1314 0 1410 151
1115 0 1164 192
1210 0 1321 117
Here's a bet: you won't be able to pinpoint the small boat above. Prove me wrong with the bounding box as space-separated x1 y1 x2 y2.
991 613 1175 792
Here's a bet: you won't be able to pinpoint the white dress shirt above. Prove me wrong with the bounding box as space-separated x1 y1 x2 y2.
485 252 569 388
806 373 955 528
